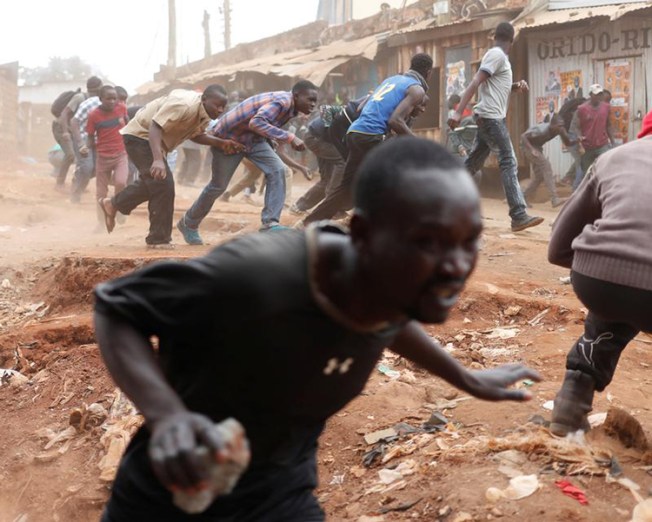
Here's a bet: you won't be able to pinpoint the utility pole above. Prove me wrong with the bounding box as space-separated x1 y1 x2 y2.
223 0 231 50
167 0 177 69
202 9 212 58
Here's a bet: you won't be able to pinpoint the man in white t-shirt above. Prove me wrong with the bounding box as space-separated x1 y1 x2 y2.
448 22 542 233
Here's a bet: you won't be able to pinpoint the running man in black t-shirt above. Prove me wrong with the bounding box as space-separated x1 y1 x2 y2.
94 137 541 522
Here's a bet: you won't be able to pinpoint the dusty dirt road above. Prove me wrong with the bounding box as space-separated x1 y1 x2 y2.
0 166 650 522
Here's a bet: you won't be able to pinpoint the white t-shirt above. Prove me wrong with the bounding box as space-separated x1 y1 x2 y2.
474 46 512 119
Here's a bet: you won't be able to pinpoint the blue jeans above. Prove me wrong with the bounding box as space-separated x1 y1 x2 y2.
71 146 96 200
184 140 286 228
465 117 527 221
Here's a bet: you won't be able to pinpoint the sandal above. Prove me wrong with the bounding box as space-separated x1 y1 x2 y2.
98 198 116 233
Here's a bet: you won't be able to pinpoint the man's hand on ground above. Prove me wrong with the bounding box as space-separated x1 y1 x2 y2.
465 364 542 401
150 159 167 180
148 411 227 492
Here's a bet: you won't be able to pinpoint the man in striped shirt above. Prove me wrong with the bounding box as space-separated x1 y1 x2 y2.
178 80 318 243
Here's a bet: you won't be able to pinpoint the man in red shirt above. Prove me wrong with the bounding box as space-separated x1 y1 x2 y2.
570 84 615 185
88 86 130 224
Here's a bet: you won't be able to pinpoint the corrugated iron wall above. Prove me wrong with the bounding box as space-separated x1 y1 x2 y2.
525 16 651 178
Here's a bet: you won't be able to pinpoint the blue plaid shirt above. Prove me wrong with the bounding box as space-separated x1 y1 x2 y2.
212 91 297 151
72 96 101 144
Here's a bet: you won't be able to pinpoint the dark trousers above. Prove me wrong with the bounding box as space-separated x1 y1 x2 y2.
303 133 384 225
295 135 345 212
566 271 652 390
51 120 76 185
112 135 175 245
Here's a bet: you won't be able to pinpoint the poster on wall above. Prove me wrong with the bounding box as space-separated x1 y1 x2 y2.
544 69 561 97
604 59 631 144
535 96 558 124
446 60 467 97
560 70 583 104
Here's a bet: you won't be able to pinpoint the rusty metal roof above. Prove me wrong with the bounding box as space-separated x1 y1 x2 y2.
513 0 652 32
136 35 379 96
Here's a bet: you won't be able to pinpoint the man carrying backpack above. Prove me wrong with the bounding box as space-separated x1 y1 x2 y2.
51 76 103 192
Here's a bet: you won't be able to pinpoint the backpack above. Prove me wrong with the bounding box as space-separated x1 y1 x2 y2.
50 88 82 118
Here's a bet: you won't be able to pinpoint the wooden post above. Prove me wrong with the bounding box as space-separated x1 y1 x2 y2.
168 0 177 69
203 10 212 58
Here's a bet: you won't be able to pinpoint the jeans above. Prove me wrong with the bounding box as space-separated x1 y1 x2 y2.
522 146 558 202
303 133 384 225
184 140 286 228
577 144 610 189
71 146 95 201
112 135 175 245
51 120 76 186
465 117 527 221
566 271 652 390
563 132 582 184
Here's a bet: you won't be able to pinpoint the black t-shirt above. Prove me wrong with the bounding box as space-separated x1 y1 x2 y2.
95 224 402 518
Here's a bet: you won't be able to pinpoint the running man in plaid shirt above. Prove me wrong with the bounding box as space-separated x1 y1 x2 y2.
178 80 319 243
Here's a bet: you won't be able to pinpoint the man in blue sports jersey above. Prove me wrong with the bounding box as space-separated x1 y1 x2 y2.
301 53 433 225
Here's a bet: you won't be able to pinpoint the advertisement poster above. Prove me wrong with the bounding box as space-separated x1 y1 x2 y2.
604 60 631 144
446 60 467 97
535 96 558 124
560 70 583 104
544 69 561 96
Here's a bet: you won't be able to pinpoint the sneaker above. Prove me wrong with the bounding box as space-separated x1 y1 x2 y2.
177 217 204 245
550 370 595 436
147 243 176 250
259 223 289 232
511 215 544 232
289 204 305 216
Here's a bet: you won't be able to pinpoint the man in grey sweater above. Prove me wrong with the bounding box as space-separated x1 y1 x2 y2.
547 114 652 436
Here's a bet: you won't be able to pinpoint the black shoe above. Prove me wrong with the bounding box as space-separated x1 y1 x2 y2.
511 215 544 232
550 370 595 436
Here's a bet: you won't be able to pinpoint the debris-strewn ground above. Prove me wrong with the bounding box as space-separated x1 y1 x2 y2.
0 167 650 522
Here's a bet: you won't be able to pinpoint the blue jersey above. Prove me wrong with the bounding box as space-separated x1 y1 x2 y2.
348 74 420 135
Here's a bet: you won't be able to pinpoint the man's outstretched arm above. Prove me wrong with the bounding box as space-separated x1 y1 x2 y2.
95 312 224 491
390 321 541 401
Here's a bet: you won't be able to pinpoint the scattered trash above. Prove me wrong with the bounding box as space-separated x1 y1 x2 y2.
0 369 29 387
486 474 539 501
587 412 607 428
377 364 400 379
423 411 449 430
542 400 554 411
357 516 385 522
632 498 652 522
329 473 345 485
438 505 452 517
398 369 417 384
522 379 535 387
555 479 588 505
603 407 648 451
528 308 550 326
498 233 518 240
1 279 11 289
379 497 421 514
378 468 403 484
349 465 366 478
443 342 456 353
69 403 108 431
486 327 519 340
485 283 500 295
479 347 515 359
504 305 521 317
559 276 571 285
364 428 398 445
491 450 528 467
527 414 549 427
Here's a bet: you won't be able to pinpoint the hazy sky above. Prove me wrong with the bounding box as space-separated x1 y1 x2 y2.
0 0 320 91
